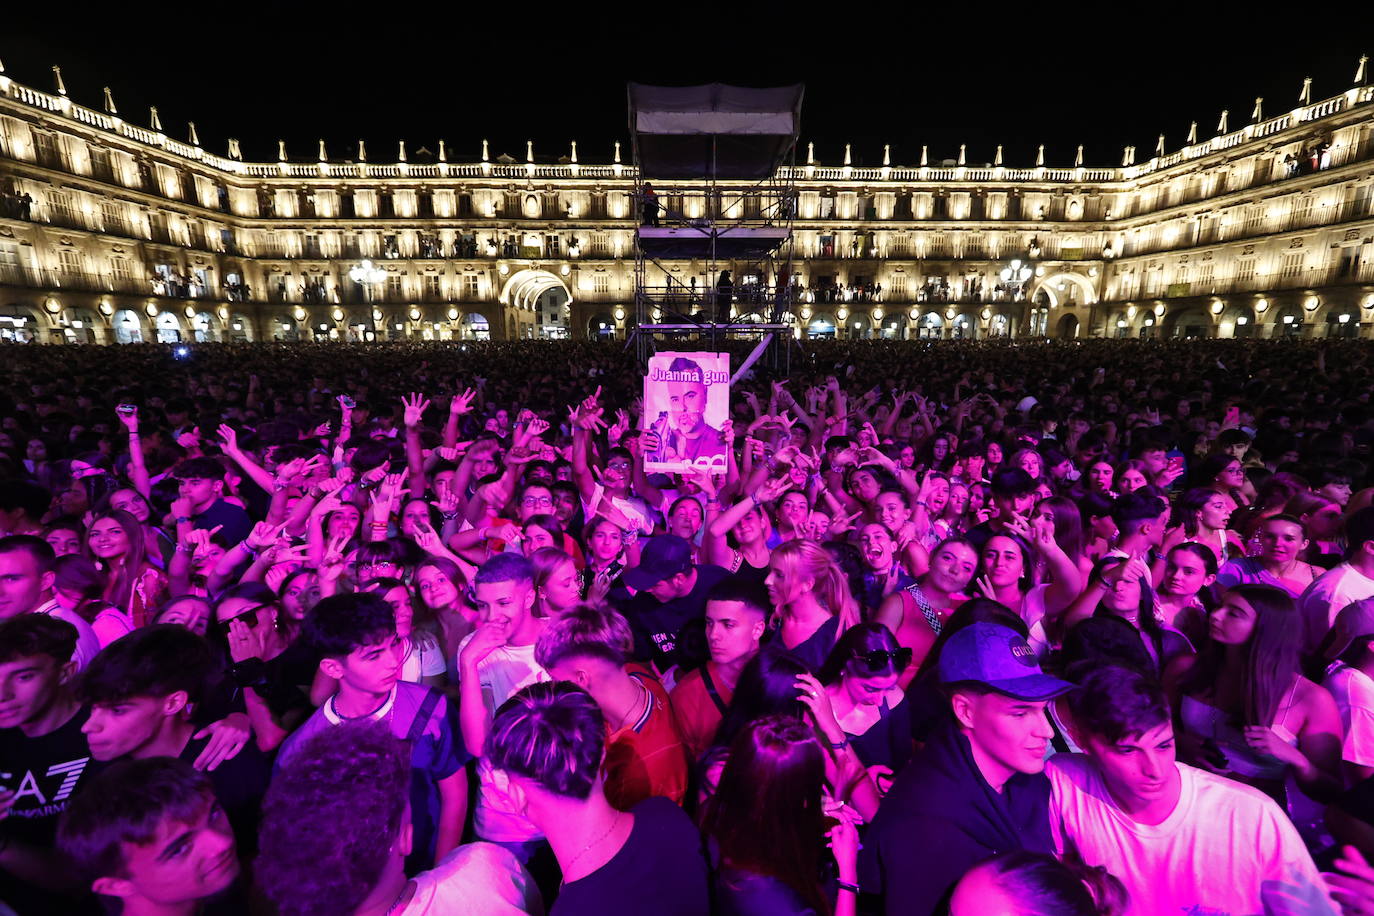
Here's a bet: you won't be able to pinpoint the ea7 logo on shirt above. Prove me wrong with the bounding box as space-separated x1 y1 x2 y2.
1 757 91 811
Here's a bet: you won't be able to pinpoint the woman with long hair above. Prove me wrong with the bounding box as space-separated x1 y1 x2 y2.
1284 491 1344 565
1113 460 1150 496
763 539 861 673
97 487 173 569
1034 496 1092 581
975 531 1081 657
531 546 583 618
702 715 860 916
1192 452 1251 507
1172 584 1342 805
816 624 916 776
937 480 971 538
414 556 478 662
361 577 447 687
875 537 978 687
1062 555 1193 673
581 515 630 604
1166 487 1242 565
704 477 781 588
84 507 166 629
1155 543 1218 647
51 553 131 647
1217 514 1320 598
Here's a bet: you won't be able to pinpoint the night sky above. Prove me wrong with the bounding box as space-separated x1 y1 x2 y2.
4 9 1370 171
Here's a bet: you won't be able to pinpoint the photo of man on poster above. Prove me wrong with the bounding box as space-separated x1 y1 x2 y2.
642 353 729 474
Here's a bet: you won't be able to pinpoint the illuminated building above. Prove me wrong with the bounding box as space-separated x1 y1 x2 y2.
1 60 1372 342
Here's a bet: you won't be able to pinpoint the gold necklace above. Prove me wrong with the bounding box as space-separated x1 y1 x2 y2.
562 812 623 884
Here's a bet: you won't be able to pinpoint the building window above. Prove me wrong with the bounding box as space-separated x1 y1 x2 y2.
57 248 84 275
387 274 403 298
1280 252 1305 278
110 258 133 280
1235 260 1256 284
425 274 442 297
464 275 479 299
593 273 610 294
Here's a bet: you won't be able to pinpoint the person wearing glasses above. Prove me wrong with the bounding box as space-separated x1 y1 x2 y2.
813 623 917 779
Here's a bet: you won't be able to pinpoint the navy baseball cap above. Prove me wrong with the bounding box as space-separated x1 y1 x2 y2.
938 622 1075 701
623 535 693 591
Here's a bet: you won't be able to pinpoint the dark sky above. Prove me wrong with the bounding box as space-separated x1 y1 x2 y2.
4 9 1370 170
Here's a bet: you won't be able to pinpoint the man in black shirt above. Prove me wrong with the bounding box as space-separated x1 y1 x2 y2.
0 615 103 915
78 626 270 860
618 535 731 674
487 681 709 915
171 457 253 548
861 622 1075 916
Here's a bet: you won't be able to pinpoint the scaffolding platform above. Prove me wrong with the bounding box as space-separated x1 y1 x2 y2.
635 226 790 260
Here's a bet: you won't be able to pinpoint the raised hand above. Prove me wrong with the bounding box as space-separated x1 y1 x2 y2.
116 405 139 433
434 480 461 515
401 392 432 427
246 521 284 551
449 387 477 416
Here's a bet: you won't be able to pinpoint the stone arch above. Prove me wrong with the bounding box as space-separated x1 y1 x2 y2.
1159 304 1213 339
500 269 573 312
1056 313 1080 338
1027 271 1098 309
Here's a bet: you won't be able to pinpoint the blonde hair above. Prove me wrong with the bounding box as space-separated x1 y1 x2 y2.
770 539 860 632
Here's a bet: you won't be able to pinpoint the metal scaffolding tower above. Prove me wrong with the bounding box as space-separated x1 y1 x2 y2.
627 83 804 377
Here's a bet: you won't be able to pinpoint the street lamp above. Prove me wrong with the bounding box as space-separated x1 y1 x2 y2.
349 260 387 340
999 258 1033 302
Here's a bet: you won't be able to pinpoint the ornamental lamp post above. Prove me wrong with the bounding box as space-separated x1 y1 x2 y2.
349 260 387 341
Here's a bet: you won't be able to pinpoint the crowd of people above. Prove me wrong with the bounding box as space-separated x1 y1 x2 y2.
4 336 1374 915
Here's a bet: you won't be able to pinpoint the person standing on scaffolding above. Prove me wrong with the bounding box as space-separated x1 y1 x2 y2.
715 270 734 323
641 182 661 227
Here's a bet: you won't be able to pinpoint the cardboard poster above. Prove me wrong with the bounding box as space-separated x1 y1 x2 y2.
642 351 730 476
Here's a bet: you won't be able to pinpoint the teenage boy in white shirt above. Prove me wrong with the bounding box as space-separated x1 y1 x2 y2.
1048 664 1328 916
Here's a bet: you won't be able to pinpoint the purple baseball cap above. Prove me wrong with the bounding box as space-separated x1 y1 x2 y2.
938 622 1075 701
623 535 693 591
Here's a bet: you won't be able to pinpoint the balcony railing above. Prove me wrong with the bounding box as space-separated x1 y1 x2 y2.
0 264 255 300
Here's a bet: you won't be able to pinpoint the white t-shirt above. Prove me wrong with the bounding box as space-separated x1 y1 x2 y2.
455 634 550 842
402 842 543 916
1324 662 1374 768
1047 754 1327 916
1299 564 1374 653
401 630 448 684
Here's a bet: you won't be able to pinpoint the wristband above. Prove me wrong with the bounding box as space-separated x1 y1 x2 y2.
175 516 192 524
440 511 459 520
240 543 258 557
825 734 850 751
836 881 860 895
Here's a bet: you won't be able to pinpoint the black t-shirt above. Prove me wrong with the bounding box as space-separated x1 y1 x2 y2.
0 706 105 915
177 732 272 858
552 796 710 916
193 498 254 547
619 565 732 670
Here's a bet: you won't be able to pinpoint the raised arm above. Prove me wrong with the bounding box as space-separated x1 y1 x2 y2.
116 407 152 499
400 392 431 498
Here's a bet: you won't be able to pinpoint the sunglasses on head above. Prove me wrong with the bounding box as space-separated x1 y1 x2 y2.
852 647 913 671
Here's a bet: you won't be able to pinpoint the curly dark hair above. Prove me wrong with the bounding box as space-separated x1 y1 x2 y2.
254 721 410 916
